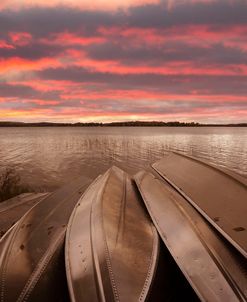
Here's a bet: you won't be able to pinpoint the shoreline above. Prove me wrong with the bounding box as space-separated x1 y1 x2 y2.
0 122 246 128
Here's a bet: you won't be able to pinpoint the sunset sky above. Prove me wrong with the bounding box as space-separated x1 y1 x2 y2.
0 0 246 123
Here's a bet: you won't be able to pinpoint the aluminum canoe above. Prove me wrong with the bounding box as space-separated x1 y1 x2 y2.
66 166 159 302
0 175 91 302
135 171 244 302
152 152 247 258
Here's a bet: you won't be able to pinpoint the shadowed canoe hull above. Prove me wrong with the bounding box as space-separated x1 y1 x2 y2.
0 193 50 238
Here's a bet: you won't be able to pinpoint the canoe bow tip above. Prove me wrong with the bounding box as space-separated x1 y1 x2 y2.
134 170 148 184
107 165 125 175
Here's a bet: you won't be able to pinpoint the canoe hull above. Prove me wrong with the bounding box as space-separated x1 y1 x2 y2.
152 152 247 258
135 171 243 302
0 175 91 302
66 166 159 302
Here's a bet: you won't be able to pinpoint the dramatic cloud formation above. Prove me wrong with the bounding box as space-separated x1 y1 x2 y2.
0 0 246 123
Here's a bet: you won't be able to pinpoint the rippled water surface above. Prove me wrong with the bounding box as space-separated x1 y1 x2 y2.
0 127 246 191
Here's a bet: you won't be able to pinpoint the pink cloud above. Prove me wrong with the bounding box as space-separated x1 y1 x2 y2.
0 39 15 49
8 32 32 46
41 32 105 46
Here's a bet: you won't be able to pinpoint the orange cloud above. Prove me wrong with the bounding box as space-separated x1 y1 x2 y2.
0 57 62 74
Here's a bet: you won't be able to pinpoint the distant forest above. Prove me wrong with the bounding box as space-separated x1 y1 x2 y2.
0 121 246 127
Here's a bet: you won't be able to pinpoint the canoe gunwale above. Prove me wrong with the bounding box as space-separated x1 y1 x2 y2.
139 223 160 301
90 172 118 301
65 174 103 302
0 193 50 214
134 172 206 301
16 231 66 302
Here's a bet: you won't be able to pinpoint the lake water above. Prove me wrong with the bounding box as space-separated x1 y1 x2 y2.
0 127 246 192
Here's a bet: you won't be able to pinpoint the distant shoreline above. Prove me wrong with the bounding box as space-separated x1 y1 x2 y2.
0 121 246 127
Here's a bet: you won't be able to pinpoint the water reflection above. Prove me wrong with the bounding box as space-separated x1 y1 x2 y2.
0 127 246 191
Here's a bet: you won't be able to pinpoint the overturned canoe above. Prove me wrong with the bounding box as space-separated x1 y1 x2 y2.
167 187 247 301
135 171 243 302
0 175 91 302
152 152 247 258
66 166 159 302
0 192 50 238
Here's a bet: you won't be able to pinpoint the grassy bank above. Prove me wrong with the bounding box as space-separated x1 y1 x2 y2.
0 169 30 202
